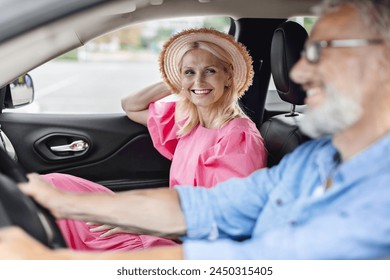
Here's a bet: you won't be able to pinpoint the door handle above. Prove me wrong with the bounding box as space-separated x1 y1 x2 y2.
50 140 89 152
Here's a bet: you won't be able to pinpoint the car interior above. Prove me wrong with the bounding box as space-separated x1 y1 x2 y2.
0 0 316 248
260 20 310 167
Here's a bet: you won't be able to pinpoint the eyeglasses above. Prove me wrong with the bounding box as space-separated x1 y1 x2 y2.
301 38 387 64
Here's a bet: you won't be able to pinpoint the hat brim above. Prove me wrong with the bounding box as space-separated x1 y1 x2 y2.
159 28 253 97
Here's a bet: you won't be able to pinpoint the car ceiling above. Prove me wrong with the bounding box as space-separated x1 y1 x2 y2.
0 0 318 87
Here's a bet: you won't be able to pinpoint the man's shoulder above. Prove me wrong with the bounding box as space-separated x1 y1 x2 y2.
297 136 332 150
281 136 333 163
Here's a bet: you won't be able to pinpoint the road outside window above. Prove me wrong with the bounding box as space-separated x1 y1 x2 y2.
11 17 230 114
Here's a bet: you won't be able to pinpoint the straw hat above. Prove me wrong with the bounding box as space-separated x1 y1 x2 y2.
159 28 254 97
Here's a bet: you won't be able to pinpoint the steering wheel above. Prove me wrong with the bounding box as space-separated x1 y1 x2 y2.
0 147 67 248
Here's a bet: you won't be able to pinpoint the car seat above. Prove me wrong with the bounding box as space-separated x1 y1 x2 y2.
260 21 310 167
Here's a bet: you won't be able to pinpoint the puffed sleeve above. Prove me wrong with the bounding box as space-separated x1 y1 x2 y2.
195 128 267 188
147 101 179 160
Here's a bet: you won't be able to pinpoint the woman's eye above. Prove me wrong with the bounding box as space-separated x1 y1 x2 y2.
184 70 194 75
205 68 216 74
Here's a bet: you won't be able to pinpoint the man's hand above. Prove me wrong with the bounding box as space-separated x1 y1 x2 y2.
0 227 51 259
17 173 67 219
18 173 186 238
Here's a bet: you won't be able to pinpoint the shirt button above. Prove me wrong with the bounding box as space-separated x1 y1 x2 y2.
290 220 296 226
276 199 283 206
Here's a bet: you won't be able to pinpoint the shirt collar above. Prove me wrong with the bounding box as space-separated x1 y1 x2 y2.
335 132 390 184
313 133 390 185
313 136 339 183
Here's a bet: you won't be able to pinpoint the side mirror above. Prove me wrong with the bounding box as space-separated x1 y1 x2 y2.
4 74 34 109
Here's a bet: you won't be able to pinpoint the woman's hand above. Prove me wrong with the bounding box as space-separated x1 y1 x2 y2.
87 222 127 238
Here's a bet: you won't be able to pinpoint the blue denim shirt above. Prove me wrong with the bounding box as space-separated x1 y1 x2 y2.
175 135 390 259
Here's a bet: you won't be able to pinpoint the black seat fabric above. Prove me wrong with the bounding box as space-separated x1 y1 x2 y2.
260 114 309 167
260 21 310 167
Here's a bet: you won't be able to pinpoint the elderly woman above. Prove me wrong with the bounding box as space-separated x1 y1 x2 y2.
40 28 267 251
122 28 266 187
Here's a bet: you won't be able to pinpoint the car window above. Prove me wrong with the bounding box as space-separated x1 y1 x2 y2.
9 16 230 114
265 16 317 113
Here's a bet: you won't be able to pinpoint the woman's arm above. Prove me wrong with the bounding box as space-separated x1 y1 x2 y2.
121 81 172 126
19 174 187 238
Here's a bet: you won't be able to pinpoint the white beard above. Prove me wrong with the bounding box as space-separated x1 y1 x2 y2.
299 85 363 138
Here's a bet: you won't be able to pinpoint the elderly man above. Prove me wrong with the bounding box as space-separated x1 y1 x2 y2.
0 0 389 259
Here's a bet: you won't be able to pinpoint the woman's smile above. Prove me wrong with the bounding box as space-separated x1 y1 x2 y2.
181 49 229 110
191 88 213 95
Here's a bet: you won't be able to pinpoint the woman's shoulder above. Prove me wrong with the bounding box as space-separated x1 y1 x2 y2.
148 101 177 121
221 117 260 136
213 117 265 157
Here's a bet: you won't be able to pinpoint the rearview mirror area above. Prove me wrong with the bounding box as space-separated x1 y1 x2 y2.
4 74 34 109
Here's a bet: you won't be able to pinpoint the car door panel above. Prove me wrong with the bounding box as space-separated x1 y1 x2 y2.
0 112 171 191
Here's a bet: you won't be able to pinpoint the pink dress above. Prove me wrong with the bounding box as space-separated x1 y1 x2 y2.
43 101 266 251
43 173 176 251
148 101 267 188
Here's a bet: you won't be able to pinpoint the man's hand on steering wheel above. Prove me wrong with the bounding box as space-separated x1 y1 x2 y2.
18 173 67 219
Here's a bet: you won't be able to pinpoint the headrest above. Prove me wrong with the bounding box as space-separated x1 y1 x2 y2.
270 21 308 105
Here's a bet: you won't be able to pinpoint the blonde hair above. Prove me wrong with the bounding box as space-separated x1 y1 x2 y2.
175 41 247 137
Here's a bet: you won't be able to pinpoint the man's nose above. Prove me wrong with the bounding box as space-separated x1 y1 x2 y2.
289 56 313 86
